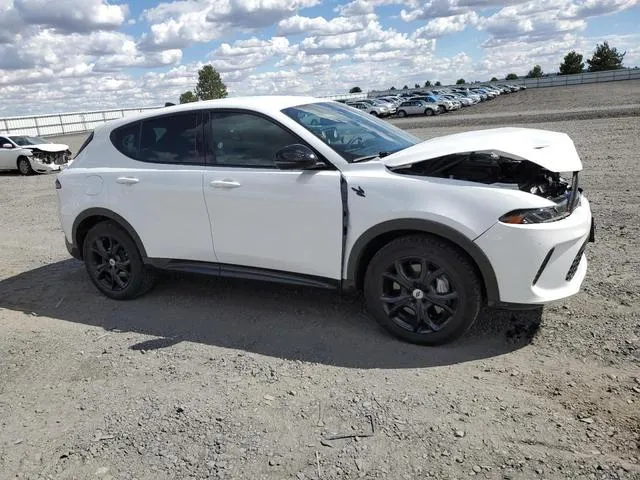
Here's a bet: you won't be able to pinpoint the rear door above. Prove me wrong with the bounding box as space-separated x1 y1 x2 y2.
0 136 16 170
106 112 216 262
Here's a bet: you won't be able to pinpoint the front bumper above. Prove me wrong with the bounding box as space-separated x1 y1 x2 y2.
475 195 593 305
30 157 70 174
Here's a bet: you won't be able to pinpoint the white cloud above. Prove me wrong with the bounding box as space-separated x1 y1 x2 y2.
13 0 129 32
413 11 479 38
277 14 375 36
210 36 296 71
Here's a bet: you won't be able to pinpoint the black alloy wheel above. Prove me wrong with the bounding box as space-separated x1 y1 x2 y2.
87 235 132 292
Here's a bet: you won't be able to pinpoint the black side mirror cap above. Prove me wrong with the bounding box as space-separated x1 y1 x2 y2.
274 144 324 170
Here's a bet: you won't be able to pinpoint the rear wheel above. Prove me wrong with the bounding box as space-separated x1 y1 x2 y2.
397 110 407 118
370 111 379 117
82 221 156 300
363 235 482 345
424 109 433 116
17 157 34 176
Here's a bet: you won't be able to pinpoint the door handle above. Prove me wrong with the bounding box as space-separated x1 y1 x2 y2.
116 176 139 185
210 180 241 189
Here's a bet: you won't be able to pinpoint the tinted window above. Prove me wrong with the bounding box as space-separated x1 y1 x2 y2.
139 113 200 164
111 122 140 158
209 112 299 168
0 137 9 145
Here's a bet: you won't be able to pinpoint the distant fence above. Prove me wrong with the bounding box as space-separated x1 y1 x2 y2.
0 106 162 137
369 67 640 97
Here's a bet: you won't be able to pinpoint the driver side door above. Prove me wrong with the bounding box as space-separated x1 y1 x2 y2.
0 136 17 170
202 110 344 282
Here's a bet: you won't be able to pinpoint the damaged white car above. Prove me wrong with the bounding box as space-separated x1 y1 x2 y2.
0 134 72 175
56 97 594 345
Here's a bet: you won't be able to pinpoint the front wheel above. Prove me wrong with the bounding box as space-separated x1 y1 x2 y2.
397 110 407 118
82 221 157 300
424 109 434 116
370 111 378 117
363 235 482 345
17 157 34 176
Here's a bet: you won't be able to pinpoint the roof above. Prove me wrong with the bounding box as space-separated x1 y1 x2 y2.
96 95 328 132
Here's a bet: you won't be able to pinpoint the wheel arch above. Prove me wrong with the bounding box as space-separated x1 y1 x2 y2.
345 219 500 304
72 208 147 261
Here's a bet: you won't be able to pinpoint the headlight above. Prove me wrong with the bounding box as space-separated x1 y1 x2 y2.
499 194 575 224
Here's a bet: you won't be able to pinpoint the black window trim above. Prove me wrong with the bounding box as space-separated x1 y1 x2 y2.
109 110 206 166
204 108 335 170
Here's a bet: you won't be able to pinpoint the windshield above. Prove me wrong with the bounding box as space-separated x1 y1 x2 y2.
9 135 49 146
282 101 420 162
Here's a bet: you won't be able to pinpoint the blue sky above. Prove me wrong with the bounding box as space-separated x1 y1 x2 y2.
0 0 638 116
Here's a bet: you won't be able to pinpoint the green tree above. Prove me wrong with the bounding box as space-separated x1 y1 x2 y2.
435 81 441 86
179 91 197 104
424 80 431 87
587 41 625 71
505 73 518 80
390 86 396 90
526 64 543 78
402 85 409 89
414 83 420 88
456 78 466 84
490 76 498 82
349 86 362 93
195 65 227 100
559 51 584 75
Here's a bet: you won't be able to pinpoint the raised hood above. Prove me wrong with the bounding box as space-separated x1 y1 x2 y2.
382 127 582 172
24 143 69 153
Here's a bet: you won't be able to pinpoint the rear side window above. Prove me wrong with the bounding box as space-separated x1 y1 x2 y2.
74 131 94 158
110 112 202 165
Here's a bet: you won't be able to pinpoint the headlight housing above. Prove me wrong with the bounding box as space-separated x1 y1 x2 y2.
500 173 581 224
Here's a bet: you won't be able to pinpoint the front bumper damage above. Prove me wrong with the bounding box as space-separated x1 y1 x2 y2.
28 150 72 173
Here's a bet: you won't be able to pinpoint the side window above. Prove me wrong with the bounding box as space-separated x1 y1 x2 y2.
111 122 140 159
139 113 200 164
209 111 300 168
0 136 9 146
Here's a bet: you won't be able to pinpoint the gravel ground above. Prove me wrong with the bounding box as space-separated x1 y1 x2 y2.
1 84 639 480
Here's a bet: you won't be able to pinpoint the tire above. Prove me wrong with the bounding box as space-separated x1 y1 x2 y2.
424 109 433 116
17 157 34 176
82 221 157 300
363 234 482 345
370 111 378 117
397 110 407 118
438 106 445 114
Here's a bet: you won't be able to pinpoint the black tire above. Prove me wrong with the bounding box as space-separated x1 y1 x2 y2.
424 108 433 116
397 110 407 118
82 221 157 300
363 234 482 345
370 111 378 117
438 106 445 114
17 157 34 176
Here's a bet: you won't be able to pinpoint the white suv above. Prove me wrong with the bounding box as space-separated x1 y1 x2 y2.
56 96 594 345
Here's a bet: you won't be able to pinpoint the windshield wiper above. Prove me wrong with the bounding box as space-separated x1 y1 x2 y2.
351 151 392 163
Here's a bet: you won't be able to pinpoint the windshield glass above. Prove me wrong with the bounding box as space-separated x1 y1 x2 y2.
282 102 420 162
9 135 49 146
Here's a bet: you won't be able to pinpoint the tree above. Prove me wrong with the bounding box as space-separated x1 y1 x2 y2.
559 51 584 75
424 80 431 87
390 86 396 90
194 64 227 100
456 78 466 84
490 76 498 82
349 86 362 93
179 91 197 104
414 83 420 88
435 81 441 86
402 85 409 89
505 73 518 80
526 65 543 78
587 41 625 72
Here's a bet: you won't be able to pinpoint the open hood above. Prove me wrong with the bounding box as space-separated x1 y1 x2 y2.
382 127 582 173
23 143 69 153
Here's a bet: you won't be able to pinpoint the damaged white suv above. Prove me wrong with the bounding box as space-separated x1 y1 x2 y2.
55 96 594 345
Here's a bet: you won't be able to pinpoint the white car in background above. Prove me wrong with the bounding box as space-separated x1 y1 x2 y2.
0 134 72 175
56 96 594 346
347 100 390 117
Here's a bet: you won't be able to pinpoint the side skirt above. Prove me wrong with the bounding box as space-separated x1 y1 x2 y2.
146 258 340 290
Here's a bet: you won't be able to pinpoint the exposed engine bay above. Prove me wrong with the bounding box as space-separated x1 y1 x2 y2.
28 148 72 165
389 151 572 200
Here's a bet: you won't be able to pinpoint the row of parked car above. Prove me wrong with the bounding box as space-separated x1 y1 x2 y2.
338 83 526 118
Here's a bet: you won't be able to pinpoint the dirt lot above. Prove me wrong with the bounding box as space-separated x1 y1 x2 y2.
1 82 639 480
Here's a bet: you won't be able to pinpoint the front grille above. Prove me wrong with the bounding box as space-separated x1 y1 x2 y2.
566 239 588 281
33 151 68 165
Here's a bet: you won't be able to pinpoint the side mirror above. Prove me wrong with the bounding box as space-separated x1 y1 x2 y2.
274 144 323 170
2 143 13 149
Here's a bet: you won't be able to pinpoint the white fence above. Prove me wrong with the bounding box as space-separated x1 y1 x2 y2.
0 106 162 137
369 67 640 97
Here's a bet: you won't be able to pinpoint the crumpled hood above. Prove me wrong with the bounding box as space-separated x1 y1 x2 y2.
383 127 582 172
23 143 69 153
